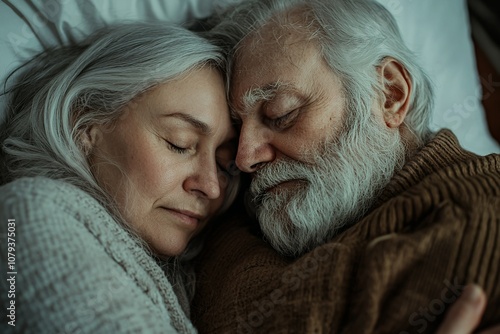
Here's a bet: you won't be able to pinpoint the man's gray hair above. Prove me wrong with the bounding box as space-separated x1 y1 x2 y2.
212 0 434 143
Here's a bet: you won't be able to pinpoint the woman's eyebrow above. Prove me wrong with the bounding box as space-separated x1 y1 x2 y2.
161 112 211 134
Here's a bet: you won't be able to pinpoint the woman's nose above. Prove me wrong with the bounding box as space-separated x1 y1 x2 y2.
184 162 221 200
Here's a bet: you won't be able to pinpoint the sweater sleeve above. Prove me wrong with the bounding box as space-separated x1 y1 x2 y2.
192 200 500 333
342 197 500 334
0 180 180 334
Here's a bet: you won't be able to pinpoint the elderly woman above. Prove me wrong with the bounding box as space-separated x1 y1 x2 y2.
0 23 238 333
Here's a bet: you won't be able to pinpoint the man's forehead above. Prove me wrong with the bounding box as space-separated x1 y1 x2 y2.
230 45 322 116
229 13 323 119
231 29 318 82
238 20 315 60
244 6 314 46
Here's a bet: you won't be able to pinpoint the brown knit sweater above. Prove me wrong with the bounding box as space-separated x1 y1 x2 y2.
192 130 500 333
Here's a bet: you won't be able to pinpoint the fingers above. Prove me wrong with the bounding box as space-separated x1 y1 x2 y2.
436 284 487 334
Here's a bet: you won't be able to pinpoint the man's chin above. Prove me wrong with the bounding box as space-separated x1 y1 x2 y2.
256 205 312 256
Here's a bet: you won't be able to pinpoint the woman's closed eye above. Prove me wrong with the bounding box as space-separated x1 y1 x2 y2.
166 140 189 154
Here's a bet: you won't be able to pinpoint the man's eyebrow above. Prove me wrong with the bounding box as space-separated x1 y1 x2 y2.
161 113 211 134
233 81 294 118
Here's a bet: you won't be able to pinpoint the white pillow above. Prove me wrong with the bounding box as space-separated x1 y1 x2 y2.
376 0 499 154
0 0 213 123
1 0 499 154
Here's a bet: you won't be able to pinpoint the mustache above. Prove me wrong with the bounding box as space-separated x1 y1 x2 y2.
250 158 314 200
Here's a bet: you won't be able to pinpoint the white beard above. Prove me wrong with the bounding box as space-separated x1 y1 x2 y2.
249 114 407 256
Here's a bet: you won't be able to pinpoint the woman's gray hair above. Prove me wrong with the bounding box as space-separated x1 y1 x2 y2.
210 0 434 144
1 22 239 259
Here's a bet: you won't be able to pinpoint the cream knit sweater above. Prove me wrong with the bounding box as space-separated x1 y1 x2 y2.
0 177 196 333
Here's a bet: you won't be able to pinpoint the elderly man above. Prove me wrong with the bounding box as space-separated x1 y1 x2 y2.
192 0 500 332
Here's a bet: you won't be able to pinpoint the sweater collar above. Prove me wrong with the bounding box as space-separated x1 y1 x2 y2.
374 129 477 206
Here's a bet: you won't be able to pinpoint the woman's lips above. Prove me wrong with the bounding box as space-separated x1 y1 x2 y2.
162 208 205 228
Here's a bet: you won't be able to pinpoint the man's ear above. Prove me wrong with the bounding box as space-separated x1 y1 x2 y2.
378 58 412 128
79 125 101 156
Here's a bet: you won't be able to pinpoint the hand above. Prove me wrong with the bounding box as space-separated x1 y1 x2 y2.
436 284 500 334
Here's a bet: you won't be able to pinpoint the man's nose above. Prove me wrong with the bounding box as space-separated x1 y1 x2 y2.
236 121 275 173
